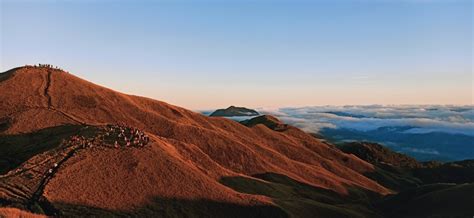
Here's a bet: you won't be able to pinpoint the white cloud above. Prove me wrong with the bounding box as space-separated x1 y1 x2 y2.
260 105 474 136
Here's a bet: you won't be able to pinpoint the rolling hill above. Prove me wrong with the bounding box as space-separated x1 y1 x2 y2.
0 66 472 217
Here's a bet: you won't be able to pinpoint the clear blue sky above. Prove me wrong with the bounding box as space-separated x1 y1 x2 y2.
1 0 472 109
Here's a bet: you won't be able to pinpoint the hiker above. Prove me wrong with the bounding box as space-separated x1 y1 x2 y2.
144 135 149 144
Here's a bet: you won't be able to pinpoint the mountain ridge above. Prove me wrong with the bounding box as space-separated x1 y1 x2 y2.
0 66 391 217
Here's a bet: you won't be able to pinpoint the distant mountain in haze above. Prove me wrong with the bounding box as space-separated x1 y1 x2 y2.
320 126 474 161
210 106 259 117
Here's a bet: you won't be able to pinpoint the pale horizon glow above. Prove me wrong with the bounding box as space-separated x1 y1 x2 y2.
1 0 472 109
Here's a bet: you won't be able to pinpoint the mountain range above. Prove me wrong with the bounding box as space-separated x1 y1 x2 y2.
0 66 472 217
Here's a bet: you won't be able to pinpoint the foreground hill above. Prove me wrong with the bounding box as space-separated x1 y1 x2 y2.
240 115 290 131
339 142 474 189
379 183 474 218
338 142 474 217
0 66 390 217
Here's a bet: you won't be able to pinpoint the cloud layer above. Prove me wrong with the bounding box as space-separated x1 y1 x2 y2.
260 105 474 136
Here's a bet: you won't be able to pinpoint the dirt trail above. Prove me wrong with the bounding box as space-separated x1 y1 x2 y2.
44 71 52 108
45 71 85 125
52 109 85 125
24 126 95 215
27 142 82 215
22 125 149 215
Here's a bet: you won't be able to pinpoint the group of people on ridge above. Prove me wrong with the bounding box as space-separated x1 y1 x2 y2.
24 64 67 72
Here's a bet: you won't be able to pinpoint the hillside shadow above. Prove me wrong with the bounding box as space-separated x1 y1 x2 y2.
411 162 474 184
336 142 474 191
46 197 288 218
362 166 422 191
220 172 384 218
376 183 474 218
0 125 89 174
0 68 17 82
0 117 11 133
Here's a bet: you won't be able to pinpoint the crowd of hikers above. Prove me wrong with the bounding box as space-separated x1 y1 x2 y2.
106 124 150 148
24 64 68 72
46 124 149 174
68 124 150 149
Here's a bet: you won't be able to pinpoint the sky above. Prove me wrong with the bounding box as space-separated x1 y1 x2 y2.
1 0 472 109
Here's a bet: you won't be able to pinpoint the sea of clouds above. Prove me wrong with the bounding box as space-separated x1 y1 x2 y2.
259 105 474 136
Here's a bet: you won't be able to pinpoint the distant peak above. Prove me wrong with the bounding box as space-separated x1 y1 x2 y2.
210 106 259 117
